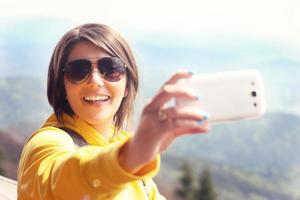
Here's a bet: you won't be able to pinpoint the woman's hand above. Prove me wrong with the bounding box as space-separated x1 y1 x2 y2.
119 71 210 173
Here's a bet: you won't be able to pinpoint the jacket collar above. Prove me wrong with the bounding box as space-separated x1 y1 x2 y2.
41 113 128 146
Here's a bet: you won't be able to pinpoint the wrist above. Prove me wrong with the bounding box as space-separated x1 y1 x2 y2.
118 138 158 173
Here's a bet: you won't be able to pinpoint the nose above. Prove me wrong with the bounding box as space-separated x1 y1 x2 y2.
87 63 104 87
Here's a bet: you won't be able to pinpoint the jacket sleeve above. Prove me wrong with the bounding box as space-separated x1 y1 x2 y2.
17 129 160 200
144 179 167 200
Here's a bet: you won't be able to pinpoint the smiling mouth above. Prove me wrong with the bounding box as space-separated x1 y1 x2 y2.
83 95 110 102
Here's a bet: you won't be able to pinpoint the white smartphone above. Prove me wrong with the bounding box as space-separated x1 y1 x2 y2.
176 69 266 124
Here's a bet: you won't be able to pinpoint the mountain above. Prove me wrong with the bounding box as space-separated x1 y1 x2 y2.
0 76 51 138
0 130 23 179
167 112 300 175
156 112 300 199
156 153 299 200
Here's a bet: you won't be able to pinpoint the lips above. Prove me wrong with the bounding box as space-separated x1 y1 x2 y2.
83 95 110 102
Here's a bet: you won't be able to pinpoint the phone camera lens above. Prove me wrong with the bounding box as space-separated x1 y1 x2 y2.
251 91 257 97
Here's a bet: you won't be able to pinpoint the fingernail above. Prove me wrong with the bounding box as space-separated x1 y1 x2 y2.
195 94 202 100
199 111 210 120
198 120 205 125
203 115 209 121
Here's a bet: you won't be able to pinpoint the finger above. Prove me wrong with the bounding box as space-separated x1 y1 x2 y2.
158 122 210 153
145 84 197 112
157 110 210 135
161 107 209 121
164 71 193 85
172 119 211 136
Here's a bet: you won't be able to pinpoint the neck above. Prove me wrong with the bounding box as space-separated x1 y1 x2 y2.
90 120 114 139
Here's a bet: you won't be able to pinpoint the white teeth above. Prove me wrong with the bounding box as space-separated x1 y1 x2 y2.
84 95 109 101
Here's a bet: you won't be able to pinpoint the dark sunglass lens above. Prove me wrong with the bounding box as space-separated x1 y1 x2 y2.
98 57 126 82
65 60 91 82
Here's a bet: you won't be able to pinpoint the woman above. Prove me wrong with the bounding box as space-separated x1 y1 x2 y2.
17 23 210 200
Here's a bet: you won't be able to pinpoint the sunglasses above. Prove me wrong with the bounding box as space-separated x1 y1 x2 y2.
63 57 127 83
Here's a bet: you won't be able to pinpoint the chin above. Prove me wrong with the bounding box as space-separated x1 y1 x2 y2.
85 113 114 126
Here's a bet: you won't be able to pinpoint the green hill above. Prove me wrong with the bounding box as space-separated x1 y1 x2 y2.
156 112 300 199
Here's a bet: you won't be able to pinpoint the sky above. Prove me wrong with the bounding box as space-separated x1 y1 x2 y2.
0 0 299 52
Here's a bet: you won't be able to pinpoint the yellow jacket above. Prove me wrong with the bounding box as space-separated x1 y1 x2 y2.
17 113 165 200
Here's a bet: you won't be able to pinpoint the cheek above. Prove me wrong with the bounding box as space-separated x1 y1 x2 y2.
64 80 80 107
116 80 127 99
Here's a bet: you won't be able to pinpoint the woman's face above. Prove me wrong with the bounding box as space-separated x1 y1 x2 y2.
64 40 127 132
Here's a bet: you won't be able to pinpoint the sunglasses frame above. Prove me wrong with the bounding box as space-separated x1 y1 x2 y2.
63 57 127 84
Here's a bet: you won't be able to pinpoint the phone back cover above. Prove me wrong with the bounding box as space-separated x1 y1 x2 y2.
176 70 266 123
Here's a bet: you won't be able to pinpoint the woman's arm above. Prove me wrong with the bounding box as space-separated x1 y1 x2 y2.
119 71 210 173
18 129 159 200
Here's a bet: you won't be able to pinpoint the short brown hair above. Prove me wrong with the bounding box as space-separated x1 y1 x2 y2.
47 23 139 130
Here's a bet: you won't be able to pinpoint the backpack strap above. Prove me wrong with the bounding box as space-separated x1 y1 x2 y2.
60 127 88 147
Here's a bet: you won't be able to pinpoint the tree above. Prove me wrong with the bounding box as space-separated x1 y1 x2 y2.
176 161 196 200
196 167 217 200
